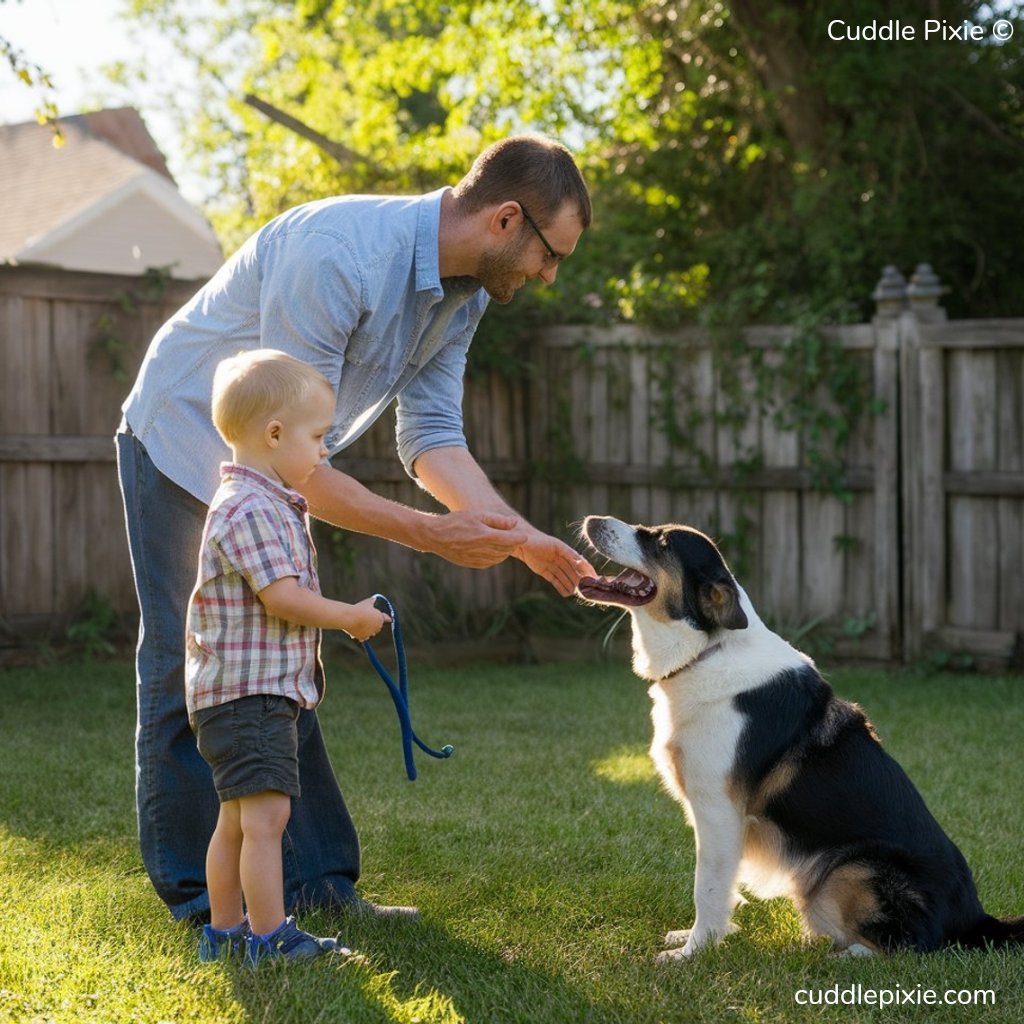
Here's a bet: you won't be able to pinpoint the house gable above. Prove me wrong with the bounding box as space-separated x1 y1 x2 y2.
19 174 223 279
0 108 222 280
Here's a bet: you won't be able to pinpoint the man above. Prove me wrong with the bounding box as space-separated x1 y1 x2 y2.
116 133 595 923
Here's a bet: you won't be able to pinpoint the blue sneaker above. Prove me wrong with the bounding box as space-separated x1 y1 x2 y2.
198 919 251 962
245 917 341 966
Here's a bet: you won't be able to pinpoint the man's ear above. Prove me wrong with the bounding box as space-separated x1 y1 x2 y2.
490 202 520 236
265 420 282 448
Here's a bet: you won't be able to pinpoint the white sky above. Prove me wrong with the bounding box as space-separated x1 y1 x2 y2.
1 0 199 200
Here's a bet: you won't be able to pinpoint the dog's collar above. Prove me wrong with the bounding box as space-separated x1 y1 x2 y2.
655 642 722 681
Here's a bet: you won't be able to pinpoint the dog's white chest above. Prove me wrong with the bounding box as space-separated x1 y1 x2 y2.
648 680 745 818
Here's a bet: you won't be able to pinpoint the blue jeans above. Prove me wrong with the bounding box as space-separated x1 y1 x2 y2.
116 429 361 920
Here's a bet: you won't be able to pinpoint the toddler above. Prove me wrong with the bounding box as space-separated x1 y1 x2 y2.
185 349 389 964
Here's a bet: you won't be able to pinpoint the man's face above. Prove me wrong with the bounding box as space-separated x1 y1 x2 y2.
475 229 533 304
475 201 584 304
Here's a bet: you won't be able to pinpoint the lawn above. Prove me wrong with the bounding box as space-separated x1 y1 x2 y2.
1 653 1023 1024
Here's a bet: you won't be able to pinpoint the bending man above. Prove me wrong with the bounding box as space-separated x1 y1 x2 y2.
116 133 594 922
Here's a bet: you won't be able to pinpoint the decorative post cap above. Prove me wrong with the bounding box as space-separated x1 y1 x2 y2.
906 263 947 321
906 263 944 303
872 265 907 317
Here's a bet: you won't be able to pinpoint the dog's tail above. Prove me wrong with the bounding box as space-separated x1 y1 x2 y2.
955 914 1024 950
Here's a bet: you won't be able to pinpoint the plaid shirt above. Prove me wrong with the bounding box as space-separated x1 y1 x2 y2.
185 463 325 716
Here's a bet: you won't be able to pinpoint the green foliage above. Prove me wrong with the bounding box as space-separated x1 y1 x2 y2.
118 0 1023 327
66 592 129 658
91 265 175 383
0 3 64 145
611 263 710 326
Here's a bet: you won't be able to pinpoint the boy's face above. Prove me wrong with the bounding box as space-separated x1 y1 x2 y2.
269 386 334 489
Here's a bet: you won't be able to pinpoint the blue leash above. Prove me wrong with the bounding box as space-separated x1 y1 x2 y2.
361 595 454 781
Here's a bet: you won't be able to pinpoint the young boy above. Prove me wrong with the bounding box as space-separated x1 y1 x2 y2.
185 349 390 964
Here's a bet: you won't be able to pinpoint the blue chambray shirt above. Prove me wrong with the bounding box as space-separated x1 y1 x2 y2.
122 187 489 503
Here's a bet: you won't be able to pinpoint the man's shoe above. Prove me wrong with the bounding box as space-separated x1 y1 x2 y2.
198 919 251 962
245 917 344 966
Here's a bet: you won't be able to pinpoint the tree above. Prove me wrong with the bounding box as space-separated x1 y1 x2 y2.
120 0 1024 333
625 0 1024 321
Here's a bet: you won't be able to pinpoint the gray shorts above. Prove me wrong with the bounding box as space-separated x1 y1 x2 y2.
191 694 301 802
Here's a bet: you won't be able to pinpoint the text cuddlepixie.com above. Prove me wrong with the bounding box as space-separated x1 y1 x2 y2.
795 984 996 1008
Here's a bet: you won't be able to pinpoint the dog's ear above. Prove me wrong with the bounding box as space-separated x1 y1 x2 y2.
700 580 748 631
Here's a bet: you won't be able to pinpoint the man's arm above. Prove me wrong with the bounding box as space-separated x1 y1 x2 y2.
297 461 529 569
413 446 595 597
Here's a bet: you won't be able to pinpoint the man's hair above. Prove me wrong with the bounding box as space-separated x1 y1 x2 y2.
452 133 591 230
212 349 332 445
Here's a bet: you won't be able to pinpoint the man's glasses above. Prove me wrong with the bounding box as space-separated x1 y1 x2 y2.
518 203 564 265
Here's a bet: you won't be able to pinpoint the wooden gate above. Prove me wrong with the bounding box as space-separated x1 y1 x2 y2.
900 314 1024 663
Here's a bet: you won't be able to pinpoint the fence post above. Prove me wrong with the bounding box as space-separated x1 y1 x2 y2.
906 263 947 323
872 265 908 318
898 263 948 661
870 287 903 660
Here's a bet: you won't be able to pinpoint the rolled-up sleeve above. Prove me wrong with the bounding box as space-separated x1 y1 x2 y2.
395 332 471 476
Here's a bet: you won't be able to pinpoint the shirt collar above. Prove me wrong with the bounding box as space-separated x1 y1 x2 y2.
415 187 450 296
219 463 308 513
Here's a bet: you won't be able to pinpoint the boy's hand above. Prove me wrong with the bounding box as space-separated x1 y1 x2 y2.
344 597 391 643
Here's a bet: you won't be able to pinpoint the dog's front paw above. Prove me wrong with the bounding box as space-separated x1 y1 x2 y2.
656 929 720 962
832 942 875 958
657 921 736 962
664 921 738 949
663 928 692 948
656 944 696 964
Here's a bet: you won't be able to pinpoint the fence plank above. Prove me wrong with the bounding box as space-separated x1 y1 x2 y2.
872 320 901 657
917 342 948 641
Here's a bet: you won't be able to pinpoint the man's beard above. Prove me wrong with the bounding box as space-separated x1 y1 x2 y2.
474 233 530 304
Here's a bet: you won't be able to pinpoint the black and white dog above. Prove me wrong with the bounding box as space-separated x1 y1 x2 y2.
578 515 1023 960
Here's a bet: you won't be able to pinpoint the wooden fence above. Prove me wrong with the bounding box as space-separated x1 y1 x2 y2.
0 267 203 632
526 321 901 661
1 264 1021 666
899 314 1024 663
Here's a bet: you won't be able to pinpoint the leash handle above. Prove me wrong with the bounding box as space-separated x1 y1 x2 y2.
361 594 454 780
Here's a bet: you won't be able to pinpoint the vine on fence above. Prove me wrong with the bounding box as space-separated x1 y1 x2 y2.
91 266 175 383
706 313 881 576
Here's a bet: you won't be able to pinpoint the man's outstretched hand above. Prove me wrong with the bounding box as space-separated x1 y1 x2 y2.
426 512 594 596
515 529 596 597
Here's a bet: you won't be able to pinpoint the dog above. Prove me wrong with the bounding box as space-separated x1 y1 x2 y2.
577 515 1023 960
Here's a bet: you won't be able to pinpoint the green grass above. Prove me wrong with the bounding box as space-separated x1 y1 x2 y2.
1 656 1023 1023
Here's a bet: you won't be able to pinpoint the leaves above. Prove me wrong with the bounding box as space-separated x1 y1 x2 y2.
112 1 1024 337
1 30 63 144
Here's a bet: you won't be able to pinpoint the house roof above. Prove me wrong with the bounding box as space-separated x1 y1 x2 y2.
0 107 222 279
62 108 177 182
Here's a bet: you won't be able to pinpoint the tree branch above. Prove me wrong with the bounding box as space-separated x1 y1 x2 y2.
939 84 1024 152
243 93 365 168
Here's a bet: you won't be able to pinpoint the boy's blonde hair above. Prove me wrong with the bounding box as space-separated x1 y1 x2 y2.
212 349 333 445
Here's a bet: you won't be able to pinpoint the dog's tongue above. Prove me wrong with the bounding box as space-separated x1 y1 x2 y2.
577 568 656 607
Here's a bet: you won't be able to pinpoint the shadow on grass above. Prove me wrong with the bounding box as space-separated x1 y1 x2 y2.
227 915 633 1024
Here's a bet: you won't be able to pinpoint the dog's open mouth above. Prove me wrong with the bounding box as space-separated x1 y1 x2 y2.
577 568 657 607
